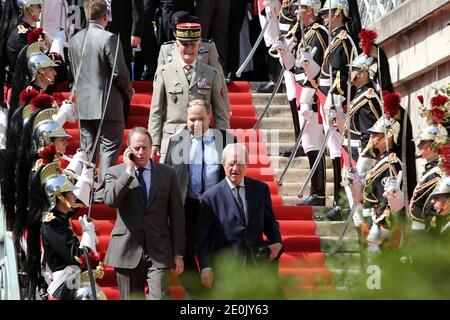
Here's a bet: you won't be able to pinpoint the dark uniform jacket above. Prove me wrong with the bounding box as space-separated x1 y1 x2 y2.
318 25 356 97
6 20 34 79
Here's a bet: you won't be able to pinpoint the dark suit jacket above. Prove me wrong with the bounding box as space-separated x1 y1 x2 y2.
196 177 282 270
164 128 236 201
104 162 185 269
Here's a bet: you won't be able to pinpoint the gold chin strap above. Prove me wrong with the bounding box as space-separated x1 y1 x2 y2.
57 194 85 210
25 5 41 22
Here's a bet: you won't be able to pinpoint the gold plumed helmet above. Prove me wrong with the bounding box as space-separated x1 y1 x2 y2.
40 161 77 210
368 115 401 145
32 108 71 150
320 0 349 18
300 0 322 16
430 176 450 197
414 124 448 151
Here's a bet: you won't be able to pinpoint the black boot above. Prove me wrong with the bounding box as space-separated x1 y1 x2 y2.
326 157 344 221
280 99 305 157
255 81 276 93
300 150 326 206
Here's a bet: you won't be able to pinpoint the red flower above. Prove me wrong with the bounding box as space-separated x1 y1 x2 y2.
19 87 39 105
430 94 449 108
27 28 45 44
38 145 57 164
417 95 424 105
358 29 378 56
430 108 447 124
30 94 54 109
382 91 401 119
438 143 450 174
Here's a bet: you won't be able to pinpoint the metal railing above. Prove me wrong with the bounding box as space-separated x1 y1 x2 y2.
359 0 408 27
0 202 20 300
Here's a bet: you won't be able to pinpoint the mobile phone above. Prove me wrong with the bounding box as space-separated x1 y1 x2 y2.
129 153 135 162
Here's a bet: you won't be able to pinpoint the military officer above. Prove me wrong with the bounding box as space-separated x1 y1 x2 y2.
157 11 230 114
429 175 450 238
148 22 230 162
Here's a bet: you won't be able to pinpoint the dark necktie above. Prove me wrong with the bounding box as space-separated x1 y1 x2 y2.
235 186 246 225
137 167 147 205
184 64 193 83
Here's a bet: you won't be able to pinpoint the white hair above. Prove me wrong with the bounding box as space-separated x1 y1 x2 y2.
222 143 248 163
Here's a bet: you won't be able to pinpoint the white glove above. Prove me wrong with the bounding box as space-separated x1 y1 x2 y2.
79 215 98 254
356 156 376 177
263 0 280 20
367 224 391 246
52 100 76 125
49 29 67 60
352 205 363 227
299 103 313 121
341 167 363 204
383 172 405 213
74 166 95 207
65 149 88 176
300 47 320 81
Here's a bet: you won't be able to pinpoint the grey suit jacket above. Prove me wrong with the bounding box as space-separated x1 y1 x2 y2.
148 60 230 155
69 23 133 122
164 128 236 201
104 162 185 269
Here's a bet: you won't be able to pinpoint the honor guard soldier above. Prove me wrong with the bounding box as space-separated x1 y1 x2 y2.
149 22 230 162
318 0 360 219
429 175 450 238
346 115 404 254
157 11 231 115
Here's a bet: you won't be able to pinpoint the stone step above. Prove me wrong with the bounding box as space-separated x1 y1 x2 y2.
258 118 295 130
331 268 362 289
254 105 292 118
270 156 333 170
273 168 334 183
259 129 296 144
251 93 289 106
282 196 335 207
325 253 361 270
278 182 335 197
315 221 358 238
320 236 360 253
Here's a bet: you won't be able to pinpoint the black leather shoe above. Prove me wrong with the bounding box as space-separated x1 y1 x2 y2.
300 194 326 206
255 81 276 93
279 145 306 157
325 206 343 221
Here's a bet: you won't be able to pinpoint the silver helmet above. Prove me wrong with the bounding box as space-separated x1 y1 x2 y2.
300 0 322 17
414 123 448 150
27 53 58 82
320 0 349 18
368 115 401 144
33 108 71 150
17 0 45 7
40 162 77 210
430 176 450 197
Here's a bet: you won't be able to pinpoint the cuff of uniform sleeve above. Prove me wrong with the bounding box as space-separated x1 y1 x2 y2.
201 268 212 273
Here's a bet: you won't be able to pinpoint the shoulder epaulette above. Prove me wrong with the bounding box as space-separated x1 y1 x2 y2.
312 22 320 30
338 30 347 40
42 211 56 223
365 88 376 99
17 25 28 34
162 40 175 45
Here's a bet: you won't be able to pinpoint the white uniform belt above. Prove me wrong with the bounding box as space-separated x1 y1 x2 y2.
47 265 81 296
319 78 331 87
343 138 361 148
362 208 375 218
295 73 307 82
279 23 290 32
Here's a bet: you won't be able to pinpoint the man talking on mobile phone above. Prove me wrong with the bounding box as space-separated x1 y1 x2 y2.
103 127 185 300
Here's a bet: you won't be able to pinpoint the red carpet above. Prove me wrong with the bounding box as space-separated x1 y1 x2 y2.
66 81 331 299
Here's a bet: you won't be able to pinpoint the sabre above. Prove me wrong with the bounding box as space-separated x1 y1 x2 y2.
82 246 97 300
345 48 354 167
253 70 284 129
236 20 270 78
277 120 308 186
402 95 411 225
297 127 332 198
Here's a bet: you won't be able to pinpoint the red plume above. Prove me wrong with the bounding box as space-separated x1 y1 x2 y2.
29 94 54 110
79 251 105 270
358 29 378 56
417 95 424 105
383 91 401 119
430 94 449 108
19 87 39 105
438 143 450 175
27 28 45 44
38 144 57 164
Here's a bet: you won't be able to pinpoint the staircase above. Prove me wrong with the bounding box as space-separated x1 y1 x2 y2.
61 81 361 299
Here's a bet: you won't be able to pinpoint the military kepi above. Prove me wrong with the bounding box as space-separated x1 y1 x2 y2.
175 23 201 42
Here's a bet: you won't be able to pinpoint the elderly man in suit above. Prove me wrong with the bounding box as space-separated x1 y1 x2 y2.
148 22 230 163
104 127 185 300
196 143 283 289
164 99 235 296
69 0 134 183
